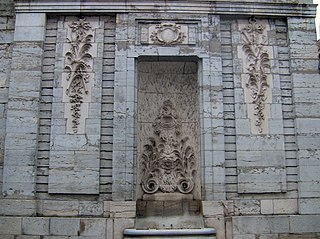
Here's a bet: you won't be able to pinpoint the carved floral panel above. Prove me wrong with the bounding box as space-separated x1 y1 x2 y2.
62 18 98 134
240 18 273 134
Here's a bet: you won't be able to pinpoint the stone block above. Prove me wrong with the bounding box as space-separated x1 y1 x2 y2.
236 135 285 151
273 199 297 214
238 167 286 193
79 219 106 236
22 217 49 235
237 150 285 167
261 200 273 215
110 201 136 218
42 200 79 216
279 233 320 239
114 219 134 239
296 119 320 134
202 201 225 217
14 236 41 239
50 218 80 236
0 236 14 239
290 215 320 233
48 168 99 194
42 237 69 239
0 199 36 216
234 199 260 215
299 198 320 214
293 88 320 103
107 219 114 239
0 217 22 234
204 217 225 239
79 201 103 216
232 216 289 235
15 13 46 27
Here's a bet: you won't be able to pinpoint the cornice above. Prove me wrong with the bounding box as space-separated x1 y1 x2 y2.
14 0 317 17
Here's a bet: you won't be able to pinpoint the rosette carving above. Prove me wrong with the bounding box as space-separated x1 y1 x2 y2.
141 100 196 195
241 18 271 133
64 18 93 133
150 23 186 46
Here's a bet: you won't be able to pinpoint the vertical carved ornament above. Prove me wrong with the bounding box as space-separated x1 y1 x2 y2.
241 18 271 133
150 23 186 46
64 18 93 133
141 100 196 195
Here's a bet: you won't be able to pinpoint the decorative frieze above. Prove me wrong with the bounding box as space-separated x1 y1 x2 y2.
141 100 196 195
241 18 271 134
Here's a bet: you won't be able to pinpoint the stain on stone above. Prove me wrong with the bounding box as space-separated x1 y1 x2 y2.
79 220 86 235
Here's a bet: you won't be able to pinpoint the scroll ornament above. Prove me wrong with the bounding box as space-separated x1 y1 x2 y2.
150 23 186 46
64 18 93 133
241 18 271 133
141 100 196 195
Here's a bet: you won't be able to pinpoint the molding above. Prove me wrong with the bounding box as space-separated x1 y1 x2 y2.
14 1 316 17
123 228 216 236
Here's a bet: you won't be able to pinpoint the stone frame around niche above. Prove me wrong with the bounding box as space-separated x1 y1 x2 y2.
112 13 226 201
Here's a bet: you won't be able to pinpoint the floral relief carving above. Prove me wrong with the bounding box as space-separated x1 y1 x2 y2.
141 100 196 195
64 18 93 133
241 18 271 133
150 23 186 46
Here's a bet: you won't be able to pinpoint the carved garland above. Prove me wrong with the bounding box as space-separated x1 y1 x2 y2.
141 100 196 195
64 18 93 133
150 23 186 46
241 18 271 133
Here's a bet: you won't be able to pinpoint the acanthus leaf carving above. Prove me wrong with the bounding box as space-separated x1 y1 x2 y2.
141 100 196 195
64 18 93 133
241 18 271 133
150 23 186 46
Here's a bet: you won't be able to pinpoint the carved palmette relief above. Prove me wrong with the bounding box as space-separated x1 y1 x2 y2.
241 18 271 133
141 100 196 195
64 18 93 133
150 23 186 46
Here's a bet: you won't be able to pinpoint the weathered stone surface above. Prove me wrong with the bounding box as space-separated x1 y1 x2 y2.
0 217 22 234
42 200 79 216
22 217 49 235
79 219 106 236
290 215 320 234
110 201 136 218
50 218 80 236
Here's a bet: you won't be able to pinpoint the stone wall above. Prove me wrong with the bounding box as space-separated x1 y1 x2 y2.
0 0 14 196
0 0 319 239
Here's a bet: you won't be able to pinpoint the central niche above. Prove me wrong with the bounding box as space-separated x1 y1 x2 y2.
137 57 200 200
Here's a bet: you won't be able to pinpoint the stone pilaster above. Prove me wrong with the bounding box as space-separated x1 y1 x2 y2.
2 13 46 198
48 17 103 194
288 17 320 214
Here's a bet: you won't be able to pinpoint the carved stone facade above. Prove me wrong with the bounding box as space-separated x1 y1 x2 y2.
1 0 320 239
